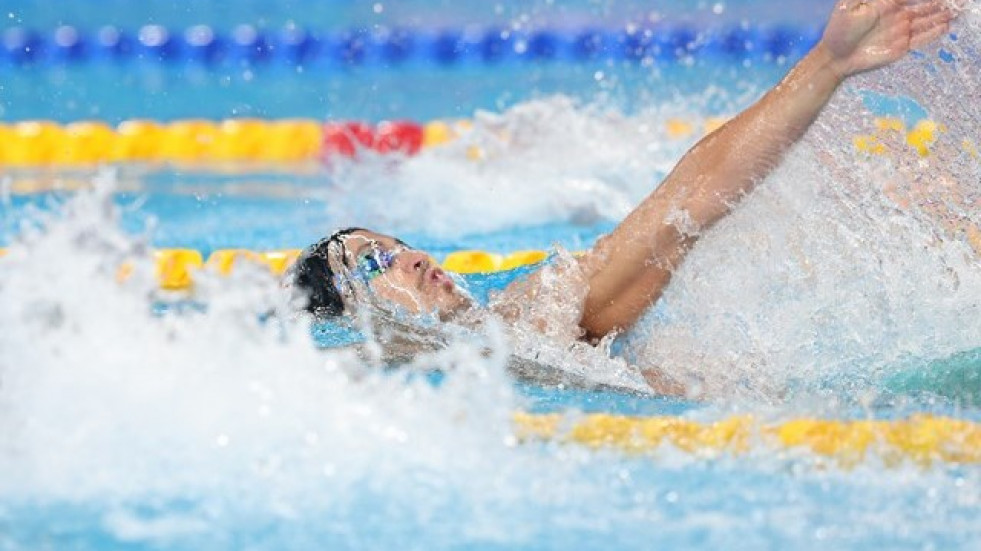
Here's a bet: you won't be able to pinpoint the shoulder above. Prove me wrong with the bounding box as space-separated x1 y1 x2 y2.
489 248 591 341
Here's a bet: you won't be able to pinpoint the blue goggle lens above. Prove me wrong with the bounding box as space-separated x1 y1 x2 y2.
356 248 395 281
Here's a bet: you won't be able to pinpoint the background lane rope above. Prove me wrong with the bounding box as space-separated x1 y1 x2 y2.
0 116 958 167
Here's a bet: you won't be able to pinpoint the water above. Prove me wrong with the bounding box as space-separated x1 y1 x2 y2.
2 1 981 550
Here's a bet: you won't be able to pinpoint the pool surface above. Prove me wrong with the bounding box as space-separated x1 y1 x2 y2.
2 1 981 549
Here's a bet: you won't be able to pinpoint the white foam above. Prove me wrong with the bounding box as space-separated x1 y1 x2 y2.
625 8 981 402
0 175 526 506
322 95 710 238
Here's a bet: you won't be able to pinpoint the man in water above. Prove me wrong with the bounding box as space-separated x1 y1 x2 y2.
293 0 956 392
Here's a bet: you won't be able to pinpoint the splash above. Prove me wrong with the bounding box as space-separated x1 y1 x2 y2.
627 6 981 404
321 95 719 238
0 174 529 513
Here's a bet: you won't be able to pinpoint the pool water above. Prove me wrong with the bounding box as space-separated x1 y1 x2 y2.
2 1 981 550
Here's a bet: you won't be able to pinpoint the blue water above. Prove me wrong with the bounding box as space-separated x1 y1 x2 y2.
0 55 797 122
2 0 831 30
2 461 977 551
1 188 615 253
0 0 819 122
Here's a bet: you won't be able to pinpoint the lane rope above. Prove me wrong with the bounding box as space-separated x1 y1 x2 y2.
0 247 550 289
2 23 821 68
0 116 963 167
513 412 981 466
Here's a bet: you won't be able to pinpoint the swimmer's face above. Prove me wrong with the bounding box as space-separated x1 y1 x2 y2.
327 229 471 319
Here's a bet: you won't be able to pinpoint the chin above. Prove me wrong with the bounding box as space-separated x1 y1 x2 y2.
435 294 472 321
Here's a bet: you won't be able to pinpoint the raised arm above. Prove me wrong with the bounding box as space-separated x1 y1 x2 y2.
575 0 954 339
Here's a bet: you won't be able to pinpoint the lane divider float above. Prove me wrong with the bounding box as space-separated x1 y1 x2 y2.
2 23 823 68
0 247 554 291
513 412 981 466
0 117 965 168
852 118 951 158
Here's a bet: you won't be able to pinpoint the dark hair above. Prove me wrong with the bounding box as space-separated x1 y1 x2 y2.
292 227 365 318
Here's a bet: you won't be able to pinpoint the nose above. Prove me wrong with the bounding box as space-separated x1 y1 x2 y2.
395 249 430 273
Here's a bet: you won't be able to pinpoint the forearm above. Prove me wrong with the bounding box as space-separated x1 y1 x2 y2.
579 45 845 337
659 44 844 234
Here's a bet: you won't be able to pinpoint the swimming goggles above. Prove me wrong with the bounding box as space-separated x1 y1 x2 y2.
334 240 403 287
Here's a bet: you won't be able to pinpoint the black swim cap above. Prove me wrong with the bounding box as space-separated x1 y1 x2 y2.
292 227 365 318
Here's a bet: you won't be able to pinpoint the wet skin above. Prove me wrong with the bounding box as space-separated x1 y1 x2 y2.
326 229 472 318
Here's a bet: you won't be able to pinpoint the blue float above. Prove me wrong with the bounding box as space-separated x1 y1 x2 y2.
3 28 44 65
527 30 560 60
277 26 319 65
721 26 758 57
336 29 369 66
183 25 224 65
136 25 180 62
648 26 699 60
94 26 135 61
379 28 414 64
229 25 272 64
432 31 464 65
481 29 511 63
621 29 653 61
762 25 797 58
670 27 699 58
49 26 87 63
572 29 610 61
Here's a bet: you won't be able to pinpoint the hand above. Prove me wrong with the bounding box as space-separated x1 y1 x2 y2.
820 0 956 78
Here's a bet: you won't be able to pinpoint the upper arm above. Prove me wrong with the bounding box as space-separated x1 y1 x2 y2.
493 172 707 342
576 180 699 339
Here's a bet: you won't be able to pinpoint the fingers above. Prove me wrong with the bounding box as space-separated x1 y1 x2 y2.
911 7 954 33
905 0 946 16
908 0 955 47
892 0 954 49
910 17 952 48
906 0 960 23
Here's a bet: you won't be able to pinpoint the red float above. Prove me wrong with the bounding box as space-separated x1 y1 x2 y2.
321 120 425 161
374 121 423 155
321 121 375 159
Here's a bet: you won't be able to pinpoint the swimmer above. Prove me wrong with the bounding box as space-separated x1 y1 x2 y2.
293 0 958 392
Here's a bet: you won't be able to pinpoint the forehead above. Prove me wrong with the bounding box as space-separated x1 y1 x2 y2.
328 230 411 268
342 230 402 250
